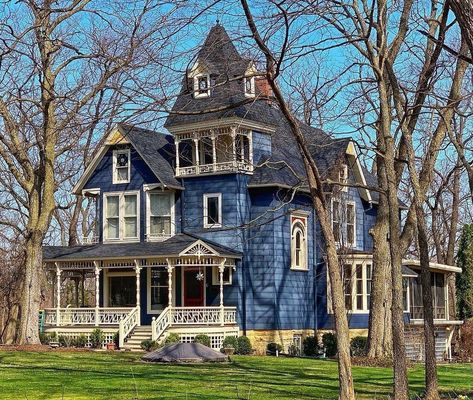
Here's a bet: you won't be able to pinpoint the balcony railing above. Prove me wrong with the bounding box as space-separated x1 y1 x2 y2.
410 306 447 320
176 161 253 177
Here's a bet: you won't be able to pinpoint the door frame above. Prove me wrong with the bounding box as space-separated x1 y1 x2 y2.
181 266 206 307
103 269 136 307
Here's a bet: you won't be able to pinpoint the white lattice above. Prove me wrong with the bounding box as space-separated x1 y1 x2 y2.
177 331 238 350
46 331 115 348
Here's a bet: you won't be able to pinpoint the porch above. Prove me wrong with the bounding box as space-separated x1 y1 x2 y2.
42 235 241 349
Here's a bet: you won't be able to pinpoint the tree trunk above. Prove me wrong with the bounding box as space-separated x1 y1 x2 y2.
18 233 43 344
367 201 393 358
450 0 473 59
416 206 440 400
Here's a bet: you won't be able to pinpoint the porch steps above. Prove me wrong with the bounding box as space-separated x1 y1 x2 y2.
123 326 153 352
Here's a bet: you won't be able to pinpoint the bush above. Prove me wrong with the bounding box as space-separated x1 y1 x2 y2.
141 339 158 352
322 333 337 357
113 332 120 349
90 328 104 349
303 336 319 356
76 334 87 348
193 334 211 348
58 335 74 347
222 336 238 351
266 342 283 355
39 332 56 345
164 332 181 345
288 344 300 357
350 336 368 357
236 336 252 355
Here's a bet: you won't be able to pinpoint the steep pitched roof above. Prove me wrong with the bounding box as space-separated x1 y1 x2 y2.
164 24 276 129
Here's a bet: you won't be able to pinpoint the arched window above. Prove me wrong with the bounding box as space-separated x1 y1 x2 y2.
291 215 307 270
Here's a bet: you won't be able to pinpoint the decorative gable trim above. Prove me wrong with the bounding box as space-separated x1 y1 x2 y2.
346 141 372 203
179 240 220 257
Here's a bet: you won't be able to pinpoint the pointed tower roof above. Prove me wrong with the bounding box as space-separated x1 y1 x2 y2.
164 24 277 130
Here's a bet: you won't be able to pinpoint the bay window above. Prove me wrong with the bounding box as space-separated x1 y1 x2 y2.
147 191 174 240
104 191 139 241
342 260 372 312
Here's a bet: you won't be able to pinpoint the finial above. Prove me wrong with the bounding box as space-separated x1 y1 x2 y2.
216 18 220 26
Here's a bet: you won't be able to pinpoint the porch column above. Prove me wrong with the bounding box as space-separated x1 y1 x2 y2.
134 260 141 326
219 258 226 326
248 132 253 169
55 263 61 326
94 261 100 327
166 259 174 327
230 128 237 167
193 138 200 173
175 139 180 173
211 131 217 170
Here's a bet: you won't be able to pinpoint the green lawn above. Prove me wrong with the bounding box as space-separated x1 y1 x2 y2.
0 351 471 400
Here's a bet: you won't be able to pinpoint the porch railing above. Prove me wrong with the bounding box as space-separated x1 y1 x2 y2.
176 161 253 177
43 307 133 326
151 306 237 342
119 306 140 348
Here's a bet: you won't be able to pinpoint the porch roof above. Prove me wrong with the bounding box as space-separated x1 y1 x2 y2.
43 233 241 262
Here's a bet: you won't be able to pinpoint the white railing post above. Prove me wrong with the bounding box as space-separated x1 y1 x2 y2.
119 319 125 348
211 130 217 171
219 259 226 327
134 260 141 326
94 262 100 326
166 260 174 327
175 139 180 175
193 138 200 174
55 263 61 326
151 317 157 341
231 128 237 168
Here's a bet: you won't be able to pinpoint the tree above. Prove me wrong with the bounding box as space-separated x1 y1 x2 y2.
450 0 473 58
457 224 473 319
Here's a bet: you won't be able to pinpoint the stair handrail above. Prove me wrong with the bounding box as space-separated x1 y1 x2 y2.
118 306 139 348
151 306 171 342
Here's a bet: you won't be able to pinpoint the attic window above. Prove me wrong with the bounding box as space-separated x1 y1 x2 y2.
113 149 130 184
339 163 348 192
244 77 255 97
194 74 210 98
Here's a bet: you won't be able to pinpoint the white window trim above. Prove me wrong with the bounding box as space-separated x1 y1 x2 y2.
290 213 308 271
331 197 341 245
145 190 175 241
147 267 175 314
112 149 131 184
339 163 348 192
346 200 356 248
103 191 140 243
212 266 233 285
203 193 222 228
194 74 210 98
244 76 255 98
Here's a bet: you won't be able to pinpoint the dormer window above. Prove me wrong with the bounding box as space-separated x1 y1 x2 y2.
113 149 130 184
194 74 210 98
244 76 255 97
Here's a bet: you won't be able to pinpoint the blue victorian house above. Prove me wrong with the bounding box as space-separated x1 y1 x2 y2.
43 24 461 359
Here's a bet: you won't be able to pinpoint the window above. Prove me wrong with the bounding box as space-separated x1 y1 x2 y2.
194 74 210 98
212 266 232 285
203 193 222 228
331 198 356 247
291 213 308 270
346 202 356 247
244 77 255 97
342 261 372 312
103 192 139 241
147 192 174 240
113 149 130 184
148 268 169 313
339 163 348 192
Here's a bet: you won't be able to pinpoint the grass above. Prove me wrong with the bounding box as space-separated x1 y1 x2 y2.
0 351 471 399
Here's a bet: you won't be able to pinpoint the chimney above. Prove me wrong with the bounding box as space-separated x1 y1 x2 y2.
255 77 273 102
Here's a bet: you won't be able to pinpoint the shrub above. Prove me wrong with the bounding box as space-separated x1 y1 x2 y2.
193 334 211 348
58 335 74 347
39 332 53 345
141 339 158 352
266 342 283 355
322 333 337 357
222 336 238 351
288 344 300 357
303 336 319 356
164 332 181 345
113 332 120 349
76 334 87 348
236 336 252 355
90 328 104 349
350 336 368 357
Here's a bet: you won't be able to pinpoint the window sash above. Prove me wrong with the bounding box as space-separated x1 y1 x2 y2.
104 192 139 241
150 268 169 311
113 149 130 183
203 193 221 228
343 261 372 312
147 192 174 238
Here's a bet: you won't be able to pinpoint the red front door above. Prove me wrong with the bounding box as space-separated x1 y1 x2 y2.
183 268 205 306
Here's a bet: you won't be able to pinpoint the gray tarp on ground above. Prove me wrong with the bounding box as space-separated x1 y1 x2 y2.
142 343 228 363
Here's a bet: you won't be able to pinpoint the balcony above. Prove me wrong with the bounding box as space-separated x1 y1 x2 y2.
175 126 253 178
